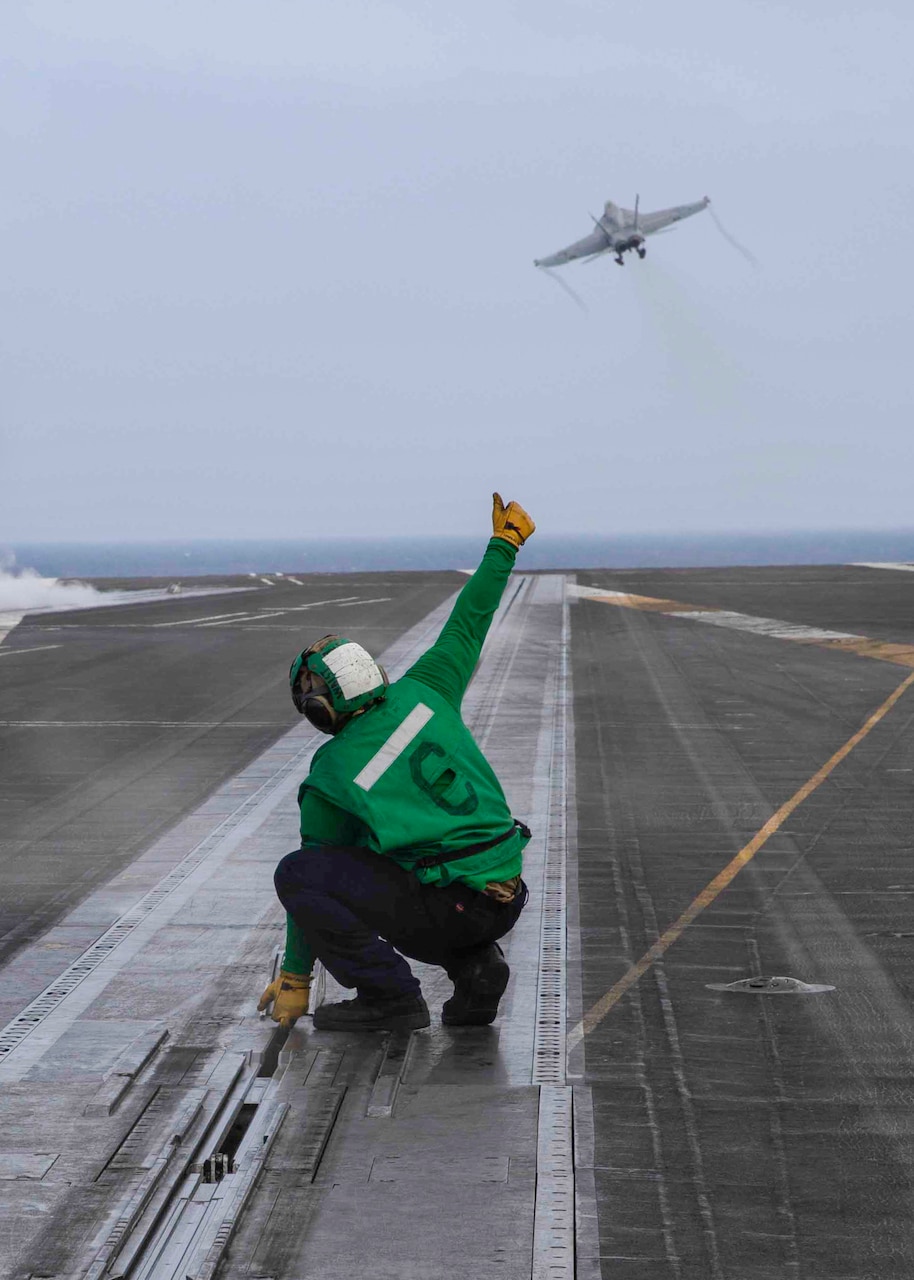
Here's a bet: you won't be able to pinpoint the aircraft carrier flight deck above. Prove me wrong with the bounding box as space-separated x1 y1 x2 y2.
2 561 914 1279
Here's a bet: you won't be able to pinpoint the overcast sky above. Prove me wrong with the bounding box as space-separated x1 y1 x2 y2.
3 1 912 542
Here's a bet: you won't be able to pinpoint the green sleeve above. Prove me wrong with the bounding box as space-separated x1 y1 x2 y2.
403 538 517 710
282 913 313 976
284 791 373 976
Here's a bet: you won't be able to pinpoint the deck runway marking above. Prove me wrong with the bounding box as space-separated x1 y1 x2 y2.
195 596 366 625
0 720 284 727
257 595 362 611
0 644 62 659
568 668 914 1047
149 610 255 627
570 583 914 668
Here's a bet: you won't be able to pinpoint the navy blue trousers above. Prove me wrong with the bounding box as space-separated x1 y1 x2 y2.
274 845 526 1000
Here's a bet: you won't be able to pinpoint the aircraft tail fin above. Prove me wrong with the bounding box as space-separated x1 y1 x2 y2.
602 200 623 229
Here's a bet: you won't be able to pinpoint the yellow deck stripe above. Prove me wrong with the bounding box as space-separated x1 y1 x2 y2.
568 669 914 1048
822 637 914 667
587 591 716 614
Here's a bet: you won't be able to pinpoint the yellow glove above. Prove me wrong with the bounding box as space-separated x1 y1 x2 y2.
257 969 311 1028
492 493 535 549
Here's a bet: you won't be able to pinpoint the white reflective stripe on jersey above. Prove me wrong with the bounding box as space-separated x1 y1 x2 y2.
353 704 434 792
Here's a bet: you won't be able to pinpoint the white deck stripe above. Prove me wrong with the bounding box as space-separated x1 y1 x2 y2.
0 644 62 659
353 704 434 791
197 596 364 626
0 720 284 727
570 584 863 644
150 611 254 627
686 610 859 642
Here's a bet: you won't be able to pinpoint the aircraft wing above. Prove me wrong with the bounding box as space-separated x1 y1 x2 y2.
534 226 609 268
639 197 710 236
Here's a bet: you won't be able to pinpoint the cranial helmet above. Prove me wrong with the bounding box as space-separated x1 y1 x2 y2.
289 635 389 734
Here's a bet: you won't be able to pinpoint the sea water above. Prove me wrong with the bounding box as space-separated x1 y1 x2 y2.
6 531 914 579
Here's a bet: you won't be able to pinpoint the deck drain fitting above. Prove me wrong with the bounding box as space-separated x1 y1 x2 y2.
706 975 835 995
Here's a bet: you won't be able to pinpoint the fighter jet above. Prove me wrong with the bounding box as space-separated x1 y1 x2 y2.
534 195 710 268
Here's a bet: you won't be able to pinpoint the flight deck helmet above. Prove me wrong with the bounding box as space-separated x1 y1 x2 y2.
289 635 389 734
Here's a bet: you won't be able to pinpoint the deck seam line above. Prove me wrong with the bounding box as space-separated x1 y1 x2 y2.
532 579 574 1280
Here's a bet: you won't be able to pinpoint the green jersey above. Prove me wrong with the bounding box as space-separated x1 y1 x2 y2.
282 537 530 975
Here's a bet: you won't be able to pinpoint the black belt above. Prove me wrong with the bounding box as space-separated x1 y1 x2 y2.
414 819 531 871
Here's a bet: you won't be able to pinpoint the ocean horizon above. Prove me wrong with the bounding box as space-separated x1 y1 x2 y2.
6 530 914 579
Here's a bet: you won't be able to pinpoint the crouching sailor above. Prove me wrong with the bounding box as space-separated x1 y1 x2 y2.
258 493 535 1032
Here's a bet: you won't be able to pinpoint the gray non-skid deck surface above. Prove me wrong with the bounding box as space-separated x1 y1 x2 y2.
572 565 914 1279
2 564 914 1277
0 571 566 1280
0 573 458 978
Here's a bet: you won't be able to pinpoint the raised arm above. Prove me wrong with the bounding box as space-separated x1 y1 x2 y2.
404 494 535 710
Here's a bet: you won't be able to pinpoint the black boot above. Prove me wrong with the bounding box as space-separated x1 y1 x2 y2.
313 992 430 1031
442 944 510 1026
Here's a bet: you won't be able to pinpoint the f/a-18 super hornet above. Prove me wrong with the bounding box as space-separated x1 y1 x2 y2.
534 195 710 268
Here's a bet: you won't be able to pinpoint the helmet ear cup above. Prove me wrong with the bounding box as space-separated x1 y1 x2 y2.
303 695 337 735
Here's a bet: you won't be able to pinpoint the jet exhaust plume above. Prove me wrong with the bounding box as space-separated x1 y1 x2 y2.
708 206 759 269
539 266 589 314
631 258 748 413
